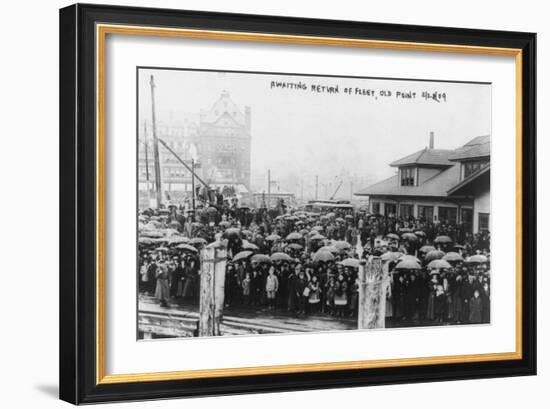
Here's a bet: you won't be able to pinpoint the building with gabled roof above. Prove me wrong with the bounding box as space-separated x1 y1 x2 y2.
354 133 490 234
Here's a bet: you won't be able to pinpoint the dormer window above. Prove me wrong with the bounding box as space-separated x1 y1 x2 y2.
400 167 416 186
463 160 489 179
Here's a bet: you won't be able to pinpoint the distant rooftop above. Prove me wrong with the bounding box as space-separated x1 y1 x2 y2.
448 135 490 161
390 148 455 167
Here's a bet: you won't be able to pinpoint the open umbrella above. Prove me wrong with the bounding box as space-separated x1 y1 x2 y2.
443 252 464 262
286 232 302 241
313 250 335 263
332 240 352 251
401 232 418 241
414 231 427 238
427 259 452 269
168 237 190 245
395 260 422 270
425 249 445 262
317 245 338 254
241 229 252 236
223 228 242 239
419 245 436 253
399 254 421 264
175 243 198 253
233 250 253 262
466 254 489 264
141 230 164 238
339 258 360 268
287 243 303 251
251 254 271 264
241 240 259 251
270 252 292 262
380 251 402 262
189 237 207 246
311 226 324 232
335 217 345 223
155 247 170 253
434 235 453 244
299 229 309 235
265 234 282 241
385 233 400 240
138 237 153 246
310 233 326 241
399 227 414 233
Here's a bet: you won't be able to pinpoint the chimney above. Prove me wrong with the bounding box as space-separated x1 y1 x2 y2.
429 131 434 149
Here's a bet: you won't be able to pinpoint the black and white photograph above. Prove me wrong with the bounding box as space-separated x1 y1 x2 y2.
137 68 491 340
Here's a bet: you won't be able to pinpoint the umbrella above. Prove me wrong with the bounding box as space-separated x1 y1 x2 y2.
434 235 453 244
241 240 259 251
335 217 345 223
270 252 292 262
285 215 299 221
138 237 153 245
452 244 466 250
299 229 309 235
311 226 324 231
414 231 427 238
339 258 360 268
219 221 231 228
310 233 326 241
401 232 418 241
466 254 489 264
175 243 198 253
427 259 452 269
443 252 464 262
380 251 402 262
205 206 218 215
385 233 400 240
399 254 421 264
287 243 303 251
286 232 302 241
265 234 281 241
155 247 170 253
189 237 207 246
168 237 190 245
419 245 436 253
317 245 338 254
425 249 445 262
332 240 352 250
233 250 253 262
223 228 242 239
399 228 414 233
241 229 252 236
162 228 180 237
313 250 335 263
326 212 336 219
251 254 271 264
395 260 422 270
140 230 164 238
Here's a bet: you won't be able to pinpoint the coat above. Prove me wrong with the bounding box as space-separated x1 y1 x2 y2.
469 296 483 323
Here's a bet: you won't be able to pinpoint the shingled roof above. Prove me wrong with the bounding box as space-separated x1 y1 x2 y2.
390 148 454 167
355 163 462 198
448 135 490 161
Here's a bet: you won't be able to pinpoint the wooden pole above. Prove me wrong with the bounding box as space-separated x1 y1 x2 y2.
358 256 390 329
198 241 227 336
149 75 162 209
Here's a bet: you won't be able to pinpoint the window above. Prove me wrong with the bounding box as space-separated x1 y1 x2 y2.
463 160 489 179
417 205 434 221
478 213 490 231
399 204 414 219
371 202 380 214
438 206 458 224
400 167 415 186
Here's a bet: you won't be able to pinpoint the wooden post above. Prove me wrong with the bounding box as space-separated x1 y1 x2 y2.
198 241 227 336
358 257 390 329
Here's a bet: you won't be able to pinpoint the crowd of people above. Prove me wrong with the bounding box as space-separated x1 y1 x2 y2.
138 195 491 328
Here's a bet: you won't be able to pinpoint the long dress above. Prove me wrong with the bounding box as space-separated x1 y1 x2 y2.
154 265 170 303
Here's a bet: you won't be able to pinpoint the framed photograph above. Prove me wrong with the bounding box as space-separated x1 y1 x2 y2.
59 3 536 404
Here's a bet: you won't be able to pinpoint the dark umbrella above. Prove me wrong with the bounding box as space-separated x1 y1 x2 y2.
223 228 242 239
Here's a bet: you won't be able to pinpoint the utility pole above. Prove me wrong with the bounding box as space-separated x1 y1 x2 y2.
191 158 196 215
150 75 162 209
315 175 319 200
267 169 271 210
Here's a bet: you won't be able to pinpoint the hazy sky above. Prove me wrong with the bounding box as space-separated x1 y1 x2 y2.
138 68 491 199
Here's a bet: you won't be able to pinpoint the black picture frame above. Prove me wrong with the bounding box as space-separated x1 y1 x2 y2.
59 3 536 404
